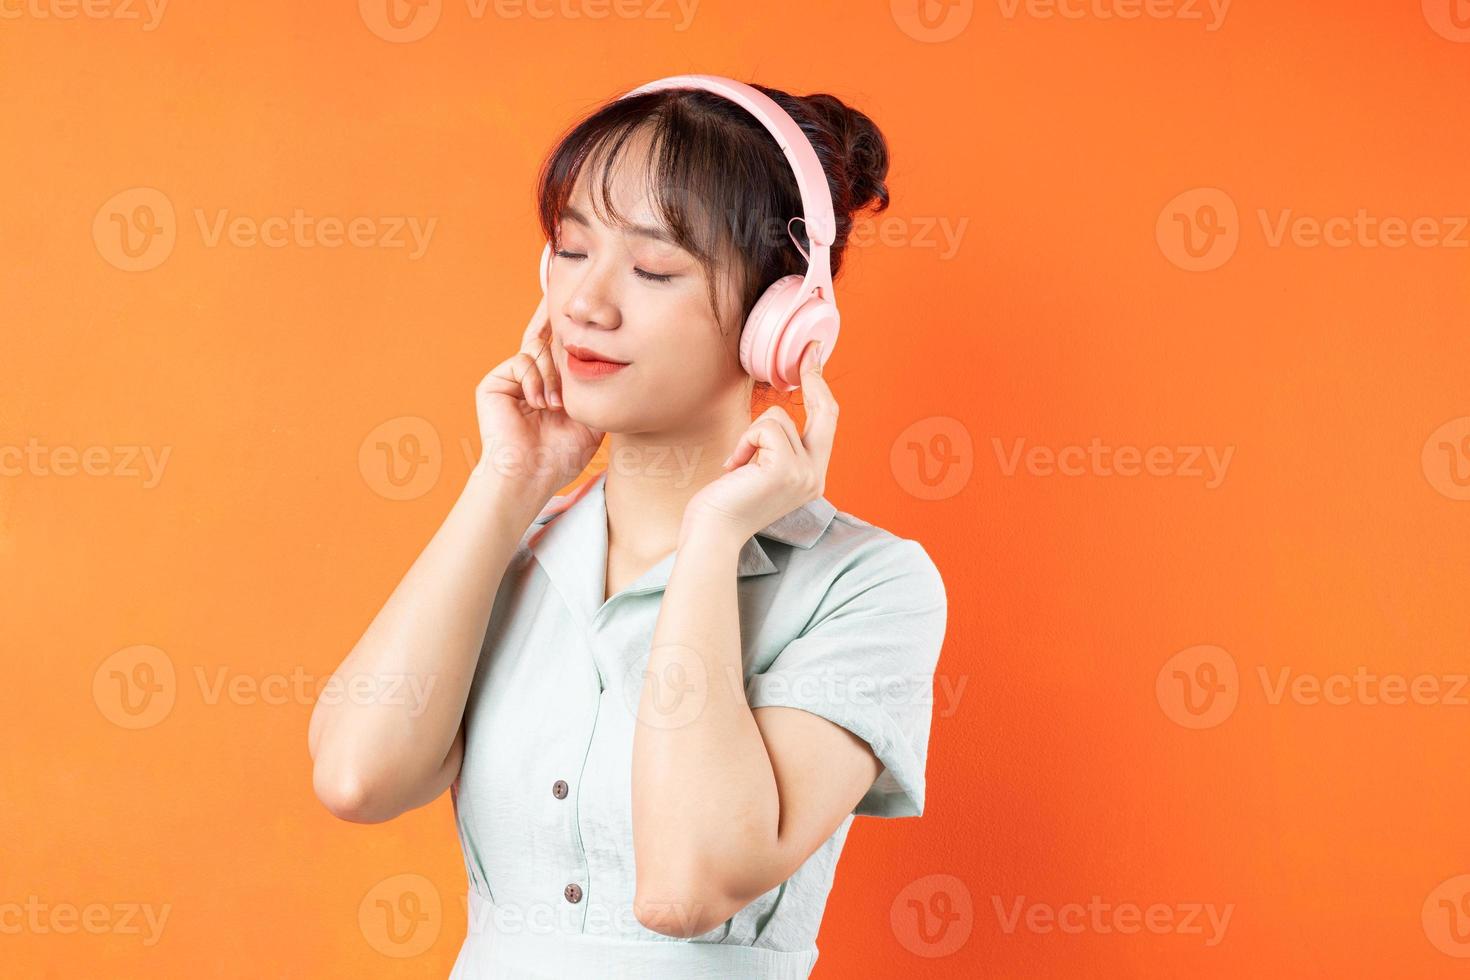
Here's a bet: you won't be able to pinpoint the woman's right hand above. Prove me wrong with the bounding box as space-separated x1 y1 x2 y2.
473 294 605 497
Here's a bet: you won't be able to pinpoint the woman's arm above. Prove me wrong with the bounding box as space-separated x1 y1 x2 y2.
309 297 603 825
307 470 547 824
629 515 883 938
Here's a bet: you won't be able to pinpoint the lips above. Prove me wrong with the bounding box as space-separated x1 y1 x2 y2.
564 344 630 381
564 344 629 365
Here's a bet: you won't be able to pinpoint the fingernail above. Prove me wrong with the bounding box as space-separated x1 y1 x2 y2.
550 391 563 407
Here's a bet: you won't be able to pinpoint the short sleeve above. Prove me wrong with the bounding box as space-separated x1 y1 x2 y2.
744 537 948 818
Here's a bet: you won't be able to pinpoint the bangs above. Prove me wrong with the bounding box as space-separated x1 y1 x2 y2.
535 90 804 329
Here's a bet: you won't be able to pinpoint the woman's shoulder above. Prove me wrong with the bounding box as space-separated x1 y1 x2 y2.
785 502 947 608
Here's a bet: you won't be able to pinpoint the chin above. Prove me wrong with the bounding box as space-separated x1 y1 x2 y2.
568 393 683 438
562 391 634 432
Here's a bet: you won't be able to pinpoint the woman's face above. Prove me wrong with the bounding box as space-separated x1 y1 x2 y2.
546 137 749 436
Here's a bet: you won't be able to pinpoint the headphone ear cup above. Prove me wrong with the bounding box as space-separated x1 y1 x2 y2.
770 299 839 390
740 275 805 384
539 243 552 295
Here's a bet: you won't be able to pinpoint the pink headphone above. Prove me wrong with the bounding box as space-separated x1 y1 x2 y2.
539 74 839 393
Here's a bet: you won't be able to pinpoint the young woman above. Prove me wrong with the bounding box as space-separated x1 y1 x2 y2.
308 76 948 979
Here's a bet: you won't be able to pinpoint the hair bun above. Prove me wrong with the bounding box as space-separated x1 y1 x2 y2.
799 93 891 220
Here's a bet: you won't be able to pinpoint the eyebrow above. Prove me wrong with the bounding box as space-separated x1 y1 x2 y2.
561 205 679 247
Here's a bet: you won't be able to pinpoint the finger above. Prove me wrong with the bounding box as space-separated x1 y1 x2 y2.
526 296 566 409
517 348 550 410
723 414 800 470
797 340 837 474
531 328 563 409
754 405 804 455
487 351 547 409
521 294 551 352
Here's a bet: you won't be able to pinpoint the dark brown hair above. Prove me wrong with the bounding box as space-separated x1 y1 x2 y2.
535 80 890 409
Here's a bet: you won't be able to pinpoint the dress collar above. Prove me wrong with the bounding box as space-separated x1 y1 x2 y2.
527 469 837 624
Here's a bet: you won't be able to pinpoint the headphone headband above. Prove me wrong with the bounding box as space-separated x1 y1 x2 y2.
619 74 837 250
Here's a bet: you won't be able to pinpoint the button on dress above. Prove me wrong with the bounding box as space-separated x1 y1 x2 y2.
447 469 948 979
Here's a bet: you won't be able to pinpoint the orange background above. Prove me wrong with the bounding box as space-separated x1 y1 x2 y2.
5 0 1470 976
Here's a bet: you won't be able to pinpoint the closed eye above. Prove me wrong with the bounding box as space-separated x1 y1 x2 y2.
554 249 675 284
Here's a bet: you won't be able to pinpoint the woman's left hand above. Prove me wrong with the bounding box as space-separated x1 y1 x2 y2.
682 340 837 543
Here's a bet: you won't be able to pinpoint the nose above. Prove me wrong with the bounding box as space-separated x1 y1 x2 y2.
556 252 622 332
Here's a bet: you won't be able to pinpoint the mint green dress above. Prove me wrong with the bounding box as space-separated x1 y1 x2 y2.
448 469 948 979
